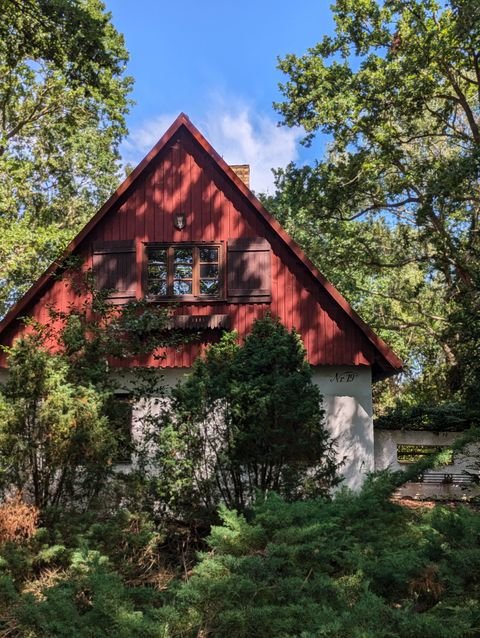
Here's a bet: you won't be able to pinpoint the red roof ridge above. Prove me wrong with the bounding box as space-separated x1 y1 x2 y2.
0 113 402 374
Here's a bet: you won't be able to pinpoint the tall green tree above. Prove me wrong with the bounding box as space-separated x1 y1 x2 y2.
0 0 132 316
273 0 480 403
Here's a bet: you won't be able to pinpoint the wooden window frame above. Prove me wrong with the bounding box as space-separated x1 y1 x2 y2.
145 241 225 302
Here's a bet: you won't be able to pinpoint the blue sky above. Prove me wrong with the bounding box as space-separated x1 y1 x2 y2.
107 0 335 193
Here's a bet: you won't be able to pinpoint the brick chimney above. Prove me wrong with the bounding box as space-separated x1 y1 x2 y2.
230 164 250 188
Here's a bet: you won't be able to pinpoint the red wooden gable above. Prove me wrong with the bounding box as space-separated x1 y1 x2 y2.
0 114 402 378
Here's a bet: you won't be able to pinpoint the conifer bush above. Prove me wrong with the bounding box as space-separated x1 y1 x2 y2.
155 484 480 638
149 315 339 519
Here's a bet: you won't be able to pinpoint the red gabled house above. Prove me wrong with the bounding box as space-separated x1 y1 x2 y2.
0 113 402 489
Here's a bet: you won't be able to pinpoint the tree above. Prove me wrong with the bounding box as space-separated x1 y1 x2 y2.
152 316 339 518
273 0 480 402
0 0 132 316
0 267 184 513
0 335 116 511
260 187 448 408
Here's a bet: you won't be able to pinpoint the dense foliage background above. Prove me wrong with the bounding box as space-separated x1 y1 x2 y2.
267 0 480 414
0 0 132 316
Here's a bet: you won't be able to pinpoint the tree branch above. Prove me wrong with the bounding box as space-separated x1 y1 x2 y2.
442 66 480 144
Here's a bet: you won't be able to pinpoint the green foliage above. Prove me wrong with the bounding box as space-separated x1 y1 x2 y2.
0 276 183 513
46 274 178 389
375 401 480 431
271 0 480 407
0 507 197 637
158 487 480 637
149 316 339 519
2 470 480 636
0 335 116 510
2 551 165 637
0 0 132 316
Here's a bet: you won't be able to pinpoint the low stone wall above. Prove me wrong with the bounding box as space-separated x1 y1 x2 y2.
374 429 480 499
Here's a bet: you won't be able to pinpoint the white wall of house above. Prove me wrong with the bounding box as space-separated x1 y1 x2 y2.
0 363 375 491
119 365 375 491
312 366 373 491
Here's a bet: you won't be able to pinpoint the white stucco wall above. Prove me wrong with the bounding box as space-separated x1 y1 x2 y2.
312 366 373 491
0 364 374 491
118 365 374 491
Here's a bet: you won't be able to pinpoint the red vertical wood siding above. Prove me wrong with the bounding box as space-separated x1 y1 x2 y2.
0 129 377 369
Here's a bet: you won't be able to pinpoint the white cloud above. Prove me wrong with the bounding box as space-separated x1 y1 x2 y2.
120 102 302 193
201 107 301 193
121 112 178 166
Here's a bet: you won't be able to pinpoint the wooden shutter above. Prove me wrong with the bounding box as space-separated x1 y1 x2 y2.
227 238 271 302
92 241 136 301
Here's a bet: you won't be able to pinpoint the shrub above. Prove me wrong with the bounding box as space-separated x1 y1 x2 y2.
0 336 117 511
148 315 339 520
158 487 480 637
0 493 39 544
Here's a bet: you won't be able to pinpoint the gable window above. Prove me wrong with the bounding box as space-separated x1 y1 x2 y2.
146 244 222 299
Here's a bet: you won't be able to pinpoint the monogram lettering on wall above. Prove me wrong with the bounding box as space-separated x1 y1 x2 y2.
330 371 358 383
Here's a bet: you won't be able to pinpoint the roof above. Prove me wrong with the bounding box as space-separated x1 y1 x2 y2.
0 113 403 377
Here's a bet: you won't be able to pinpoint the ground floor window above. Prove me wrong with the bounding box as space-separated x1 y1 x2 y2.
106 394 134 464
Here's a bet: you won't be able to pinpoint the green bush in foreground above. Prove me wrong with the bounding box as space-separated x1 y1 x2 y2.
0 510 169 637
2 479 480 637
161 483 480 638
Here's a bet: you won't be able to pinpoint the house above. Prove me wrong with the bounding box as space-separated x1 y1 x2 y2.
0 113 403 490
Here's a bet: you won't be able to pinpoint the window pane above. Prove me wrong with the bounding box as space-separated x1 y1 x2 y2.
173 280 192 295
149 249 167 263
148 263 167 279
149 279 167 296
174 264 193 278
200 264 218 278
174 248 193 264
199 247 218 263
200 279 219 295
